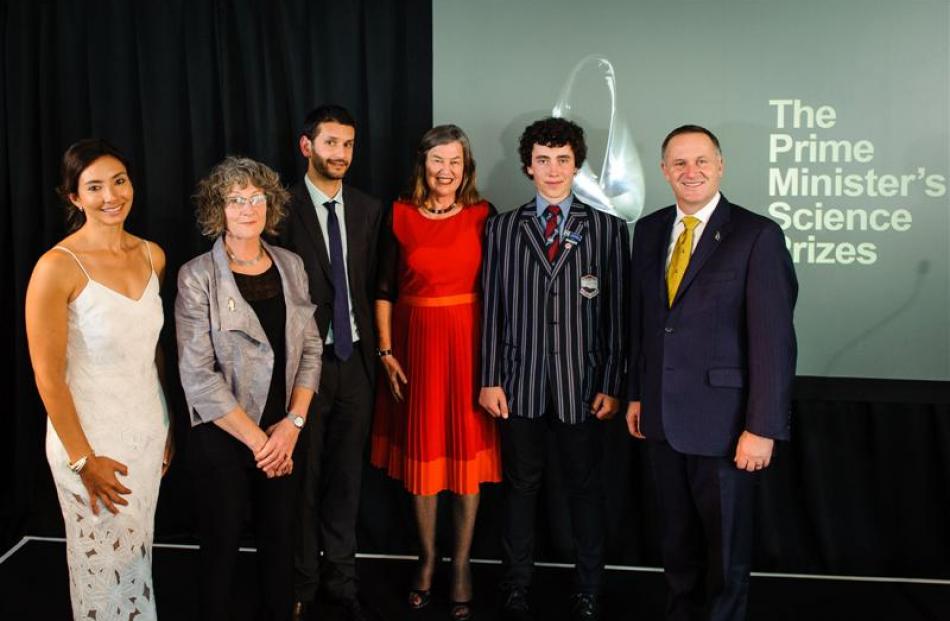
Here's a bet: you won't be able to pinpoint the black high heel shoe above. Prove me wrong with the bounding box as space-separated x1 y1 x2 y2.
408 552 437 610
450 600 473 620
408 588 432 610
449 560 474 620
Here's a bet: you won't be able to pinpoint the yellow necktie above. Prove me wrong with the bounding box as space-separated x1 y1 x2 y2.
666 215 700 307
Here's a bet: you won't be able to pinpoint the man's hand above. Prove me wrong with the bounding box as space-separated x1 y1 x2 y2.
591 393 619 420
734 430 774 471
478 386 509 419
625 401 644 439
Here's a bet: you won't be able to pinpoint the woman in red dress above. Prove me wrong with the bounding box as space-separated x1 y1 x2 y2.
370 125 501 620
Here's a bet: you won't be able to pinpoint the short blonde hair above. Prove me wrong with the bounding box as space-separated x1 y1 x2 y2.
193 156 290 238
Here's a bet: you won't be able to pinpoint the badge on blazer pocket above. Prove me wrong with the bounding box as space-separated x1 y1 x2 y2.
580 274 599 299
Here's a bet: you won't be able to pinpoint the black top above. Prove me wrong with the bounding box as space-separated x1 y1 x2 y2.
233 263 286 429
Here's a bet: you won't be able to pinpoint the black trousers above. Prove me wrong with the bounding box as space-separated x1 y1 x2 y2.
648 441 757 621
499 414 606 594
294 345 374 602
189 421 301 621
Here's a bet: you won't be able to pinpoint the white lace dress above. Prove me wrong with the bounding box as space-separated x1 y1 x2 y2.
45 244 167 621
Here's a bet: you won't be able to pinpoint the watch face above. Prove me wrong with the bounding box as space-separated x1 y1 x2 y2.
290 415 305 428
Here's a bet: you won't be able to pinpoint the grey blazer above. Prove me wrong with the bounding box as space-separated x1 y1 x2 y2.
176 237 322 426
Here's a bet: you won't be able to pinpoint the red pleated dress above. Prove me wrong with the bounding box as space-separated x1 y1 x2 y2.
370 201 502 495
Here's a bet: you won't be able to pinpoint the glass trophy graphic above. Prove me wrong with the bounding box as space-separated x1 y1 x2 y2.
552 55 645 223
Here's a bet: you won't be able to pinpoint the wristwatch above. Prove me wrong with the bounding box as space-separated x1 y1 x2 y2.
286 412 306 429
376 348 393 358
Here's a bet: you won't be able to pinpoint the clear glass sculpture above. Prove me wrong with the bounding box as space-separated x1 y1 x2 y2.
553 55 645 223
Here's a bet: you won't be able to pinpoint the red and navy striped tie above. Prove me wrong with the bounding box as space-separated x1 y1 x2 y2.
544 204 561 263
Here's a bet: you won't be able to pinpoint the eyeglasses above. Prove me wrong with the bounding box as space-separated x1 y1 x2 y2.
225 194 267 210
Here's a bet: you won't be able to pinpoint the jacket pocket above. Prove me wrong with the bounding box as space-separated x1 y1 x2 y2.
707 367 745 388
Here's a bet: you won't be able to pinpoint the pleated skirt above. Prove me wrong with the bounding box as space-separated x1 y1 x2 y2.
370 297 501 495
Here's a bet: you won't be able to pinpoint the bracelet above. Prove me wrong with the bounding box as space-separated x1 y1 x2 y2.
376 348 393 358
68 452 93 474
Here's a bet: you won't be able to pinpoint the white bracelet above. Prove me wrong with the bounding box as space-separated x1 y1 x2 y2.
68 452 93 473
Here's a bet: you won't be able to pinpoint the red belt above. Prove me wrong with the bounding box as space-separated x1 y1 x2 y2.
398 293 478 307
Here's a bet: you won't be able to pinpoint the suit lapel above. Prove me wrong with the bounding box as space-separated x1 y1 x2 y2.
341 185 363 295
292 181 332 282
671 196 733 306
550 199 590 278
517 201 552 274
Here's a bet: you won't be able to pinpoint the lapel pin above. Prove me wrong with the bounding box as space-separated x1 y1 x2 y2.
228 297 236 312
714 231 721 241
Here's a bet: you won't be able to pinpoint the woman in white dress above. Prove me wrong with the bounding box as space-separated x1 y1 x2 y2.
25 139 173 621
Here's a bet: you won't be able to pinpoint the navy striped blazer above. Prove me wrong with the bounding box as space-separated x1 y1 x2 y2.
480 198 628 424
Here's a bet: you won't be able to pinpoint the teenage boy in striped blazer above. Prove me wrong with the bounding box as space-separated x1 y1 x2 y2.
479 117 628 621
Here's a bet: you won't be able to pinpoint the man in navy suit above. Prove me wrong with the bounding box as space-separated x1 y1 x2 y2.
626 125 797 621
479 117 628 621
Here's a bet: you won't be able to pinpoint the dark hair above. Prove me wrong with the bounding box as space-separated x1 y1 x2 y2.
193 156 290 238
57 138 132 232
517 117 587 178
405 124 481 207
300 104 357 141
661 124 722 159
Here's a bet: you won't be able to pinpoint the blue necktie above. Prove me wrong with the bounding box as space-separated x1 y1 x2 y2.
324 200 353 360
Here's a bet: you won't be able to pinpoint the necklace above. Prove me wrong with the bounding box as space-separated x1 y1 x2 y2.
421 201 458 215
225 242 265 266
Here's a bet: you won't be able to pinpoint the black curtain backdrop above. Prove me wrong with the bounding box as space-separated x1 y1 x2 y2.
4 0 950 586
1 0 432 548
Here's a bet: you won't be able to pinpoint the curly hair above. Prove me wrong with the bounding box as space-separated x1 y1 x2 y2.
193 156 290 238
405 124 481 207
57 138 132 232
517 117 587 178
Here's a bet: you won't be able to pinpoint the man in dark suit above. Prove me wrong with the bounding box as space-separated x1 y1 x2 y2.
626 125 797 621
479 117 628 621
278 105 384 621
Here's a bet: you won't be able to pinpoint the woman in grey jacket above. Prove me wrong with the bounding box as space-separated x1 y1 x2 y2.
176 156 322 621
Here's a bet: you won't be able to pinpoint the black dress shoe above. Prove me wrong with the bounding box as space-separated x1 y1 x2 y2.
339 596 369 621
500 586 533 621
570 593 600 621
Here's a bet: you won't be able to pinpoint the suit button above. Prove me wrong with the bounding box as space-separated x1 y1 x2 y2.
664 327 674 333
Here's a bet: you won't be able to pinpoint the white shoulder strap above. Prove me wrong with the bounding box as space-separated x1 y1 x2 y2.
143 240 155 271
53 246 91 281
